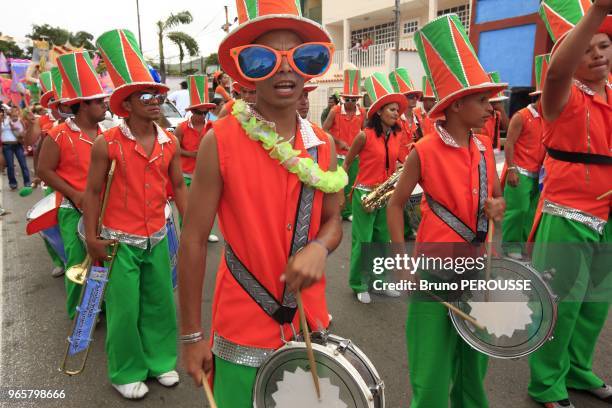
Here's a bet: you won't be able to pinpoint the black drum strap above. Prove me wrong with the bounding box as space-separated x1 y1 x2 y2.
547 148 612 165
225 147 318 324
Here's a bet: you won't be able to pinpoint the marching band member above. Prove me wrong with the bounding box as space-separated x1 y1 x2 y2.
389 67 424 159
323 68 366 221
83 29 187 399
174 75 219 242
480 71 509 151
213 70 233 102
232 81 257 104
528 1 612 406
387 15 506 407
420 75 438 135
177 0 346 406
37 53 108 319
297 81 318 120
343 72 407 304
501 55 548 259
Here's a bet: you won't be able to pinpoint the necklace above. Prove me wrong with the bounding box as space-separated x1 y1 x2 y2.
232 100 348 193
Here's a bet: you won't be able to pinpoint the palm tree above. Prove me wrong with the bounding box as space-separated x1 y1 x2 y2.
167 32 199 76
156 11 196 82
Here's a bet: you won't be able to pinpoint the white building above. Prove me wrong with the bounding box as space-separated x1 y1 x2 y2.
308 0 472 124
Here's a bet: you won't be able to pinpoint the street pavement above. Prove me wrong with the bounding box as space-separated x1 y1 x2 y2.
0 158 610 407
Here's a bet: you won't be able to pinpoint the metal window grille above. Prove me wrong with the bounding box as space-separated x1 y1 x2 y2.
437 4 471 32
403 19 419 35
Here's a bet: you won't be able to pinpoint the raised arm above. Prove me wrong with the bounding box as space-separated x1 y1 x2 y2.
541 1 611 121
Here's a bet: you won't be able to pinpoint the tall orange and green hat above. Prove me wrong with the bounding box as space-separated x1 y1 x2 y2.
49 66 70 106
186 75 216 111
540 0 612 54
414 14 507 117
530 53 551 96
57 52 108 105
389 68 422 99
421 75 436 100
488 71 508 102
341 69 362 98
95 29 169 117
39 71 54 108
364 72 408 120
218 0 332 88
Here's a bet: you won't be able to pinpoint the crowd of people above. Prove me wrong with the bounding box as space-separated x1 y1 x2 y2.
3 0 610 406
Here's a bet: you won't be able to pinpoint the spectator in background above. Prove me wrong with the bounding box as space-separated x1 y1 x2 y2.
212 71 232 102
362 35 373 50
168 81 190 117
351 39 362 50
320 94 340 125
1 107 31 190
207 97 225 122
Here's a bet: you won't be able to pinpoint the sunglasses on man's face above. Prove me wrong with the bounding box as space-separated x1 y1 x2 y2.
191 110 209 115
345 98 358 103
230 42 334 82
138 93 166 106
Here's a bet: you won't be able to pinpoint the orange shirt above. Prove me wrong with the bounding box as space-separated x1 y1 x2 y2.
39 114 56 136
540 81 611 224
421 113 436 136
102 122 176 241
415 126 497 243
397 111 423 161
177 118 206 175
354 127 402 188
329 104 365 156
48 119 99 193
211 113 331 349
482 110 501 149
512 105 545 173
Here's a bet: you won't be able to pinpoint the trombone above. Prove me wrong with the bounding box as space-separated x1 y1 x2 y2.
60 160 117 375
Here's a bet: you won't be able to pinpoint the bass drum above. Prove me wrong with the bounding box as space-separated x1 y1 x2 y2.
254 332 384 408
449 257 557 359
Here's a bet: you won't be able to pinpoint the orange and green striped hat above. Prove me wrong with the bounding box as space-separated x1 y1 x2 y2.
57 52 108 105
96 29 169 117
389 68 423 99
540 0 612 54
49 66 70 106
530 53 551 96
39 71 54 108
187 75 215 111
488 71 508 102
421 75 436 100
414 14 507 116
218 0 331 88
342 69 362 98
364 72 408 120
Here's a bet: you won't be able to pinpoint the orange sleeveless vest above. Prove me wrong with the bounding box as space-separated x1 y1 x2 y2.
177 119 206 175
330 105 365 155
355 127 401 187
513 106 545 173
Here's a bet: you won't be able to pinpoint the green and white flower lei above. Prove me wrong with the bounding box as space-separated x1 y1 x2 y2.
232 99 348 193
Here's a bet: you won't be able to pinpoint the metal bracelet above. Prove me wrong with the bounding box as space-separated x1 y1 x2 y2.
180 335 204 344
310 239 330 256
179 331 203 342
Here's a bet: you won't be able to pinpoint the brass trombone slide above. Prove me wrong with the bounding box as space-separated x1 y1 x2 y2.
60 160 117 375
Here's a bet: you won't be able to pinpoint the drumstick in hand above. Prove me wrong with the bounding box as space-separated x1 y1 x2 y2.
201 372 218 408
297 291 321 400
597 190 612 200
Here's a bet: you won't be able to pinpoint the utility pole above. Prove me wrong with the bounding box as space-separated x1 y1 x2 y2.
394 0 400 69
221 6 231 33
136 0 143 49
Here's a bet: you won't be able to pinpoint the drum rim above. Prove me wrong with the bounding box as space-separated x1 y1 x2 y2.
252 340 375 408
449 257 558 359
326 333 385 389
25 192 57 221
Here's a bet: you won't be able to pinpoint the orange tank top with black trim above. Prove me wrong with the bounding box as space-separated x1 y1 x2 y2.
354 127 401 187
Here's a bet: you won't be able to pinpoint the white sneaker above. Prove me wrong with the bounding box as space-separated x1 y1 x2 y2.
356 292 371 304
328 313 333 323
507 252 522 260
347 215 353 222
112 382 149 400
157 370 179 387
208 234 219 243
51 266 65 277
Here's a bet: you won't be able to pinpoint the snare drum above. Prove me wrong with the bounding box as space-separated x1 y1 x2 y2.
404 183 423 231
449 257 557 359
254 332 384 408
26 192 66 264
77 202 178 289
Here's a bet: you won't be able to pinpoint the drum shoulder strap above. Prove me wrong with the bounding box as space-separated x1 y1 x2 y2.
425 150 488 243
225 146 318 325
546 147 612 165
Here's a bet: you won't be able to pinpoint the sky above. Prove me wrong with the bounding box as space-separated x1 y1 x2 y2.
3 0 235 64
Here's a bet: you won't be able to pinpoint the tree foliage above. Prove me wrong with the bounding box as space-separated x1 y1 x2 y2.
157 10 196 82
0 40 26 59
26 24 95 50
167 31 199 75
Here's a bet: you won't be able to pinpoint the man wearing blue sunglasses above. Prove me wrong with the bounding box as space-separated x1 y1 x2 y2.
177 0 348 406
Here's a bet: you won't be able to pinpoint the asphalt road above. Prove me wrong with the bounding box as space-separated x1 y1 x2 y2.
0 158 610 407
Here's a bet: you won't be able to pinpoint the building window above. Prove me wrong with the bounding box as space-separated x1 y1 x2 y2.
403 19 419 35
437 4 471 31
351 21 397 47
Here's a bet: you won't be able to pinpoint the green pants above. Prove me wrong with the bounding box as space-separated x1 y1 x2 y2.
43 187 64 269
528 213 611 403
502 173 539 253
104 237 177 384
213 356 257 407
349 189 390 293
406 302 489 407
178 175 192 226
58 207 85 320
337 157 358 219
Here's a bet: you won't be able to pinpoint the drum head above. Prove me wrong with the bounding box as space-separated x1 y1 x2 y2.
77 216 85 243
254 342 375 408
450 257 557 359
26 192 57 221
